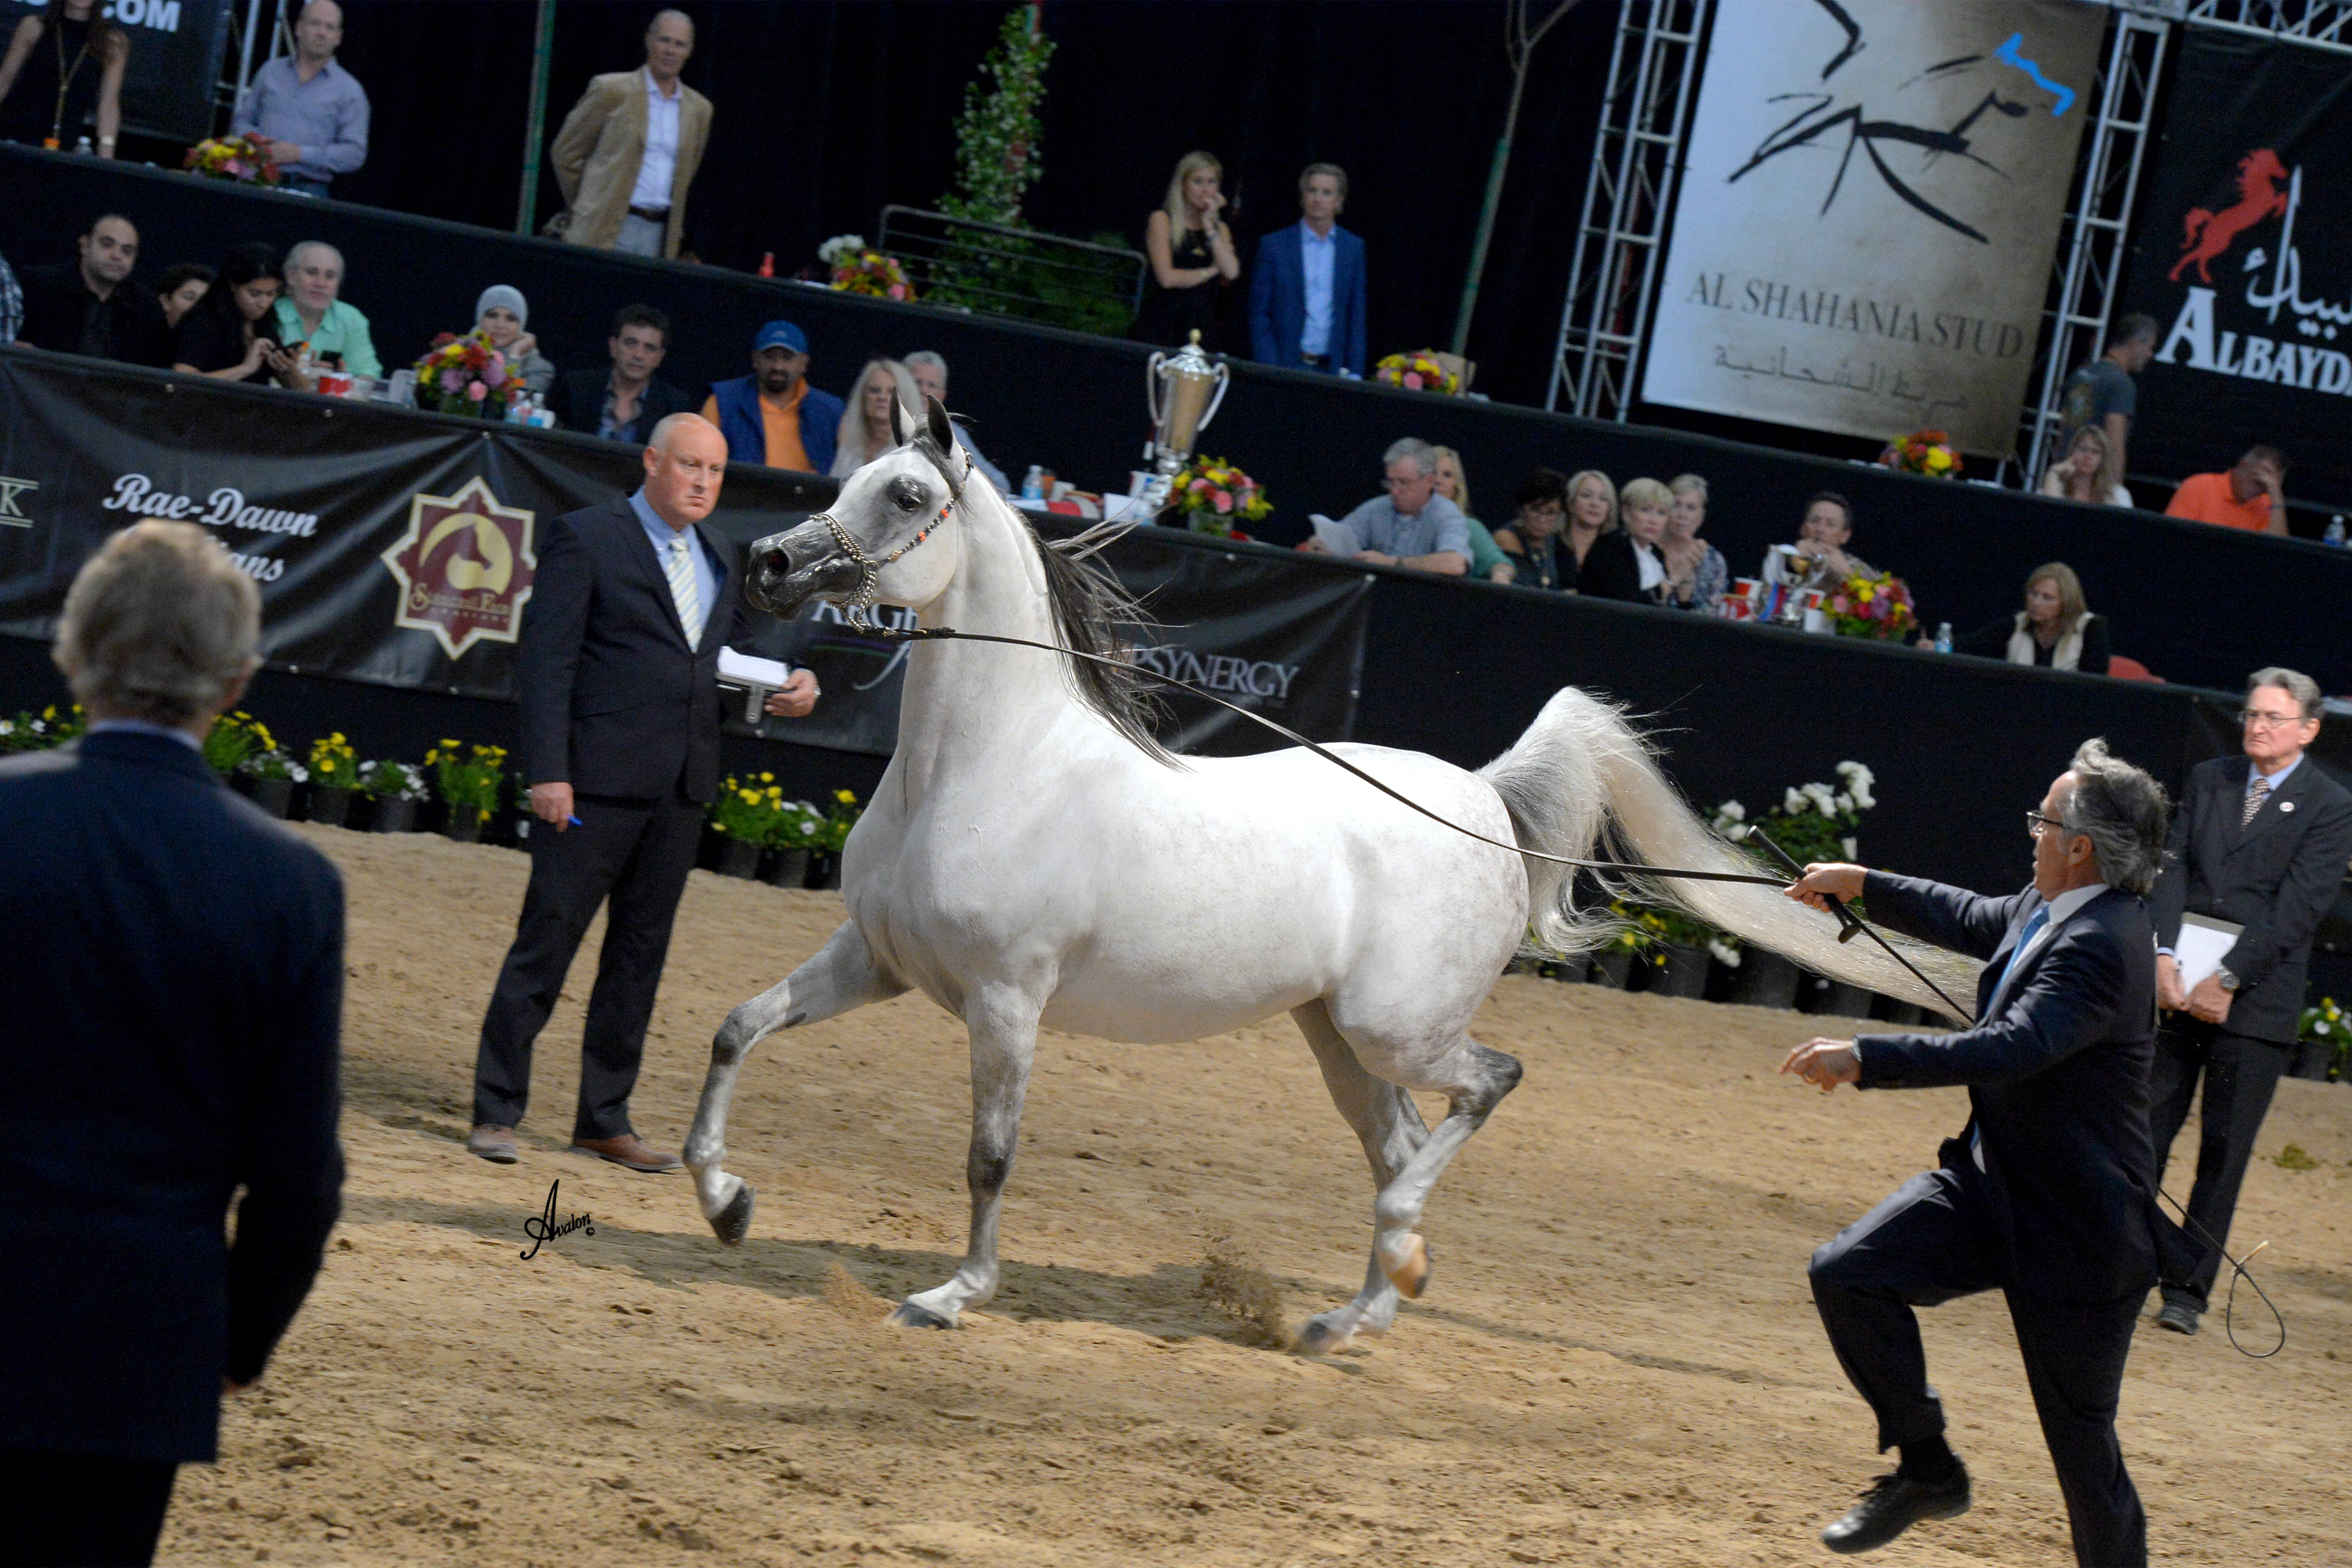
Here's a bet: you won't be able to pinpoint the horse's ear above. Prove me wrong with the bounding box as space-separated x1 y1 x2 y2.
925 393 954 451
888 393 907 448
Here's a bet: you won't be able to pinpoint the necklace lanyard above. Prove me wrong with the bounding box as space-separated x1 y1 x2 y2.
47 22 95 150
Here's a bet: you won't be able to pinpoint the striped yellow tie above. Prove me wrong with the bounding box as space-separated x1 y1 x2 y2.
662 533 705 649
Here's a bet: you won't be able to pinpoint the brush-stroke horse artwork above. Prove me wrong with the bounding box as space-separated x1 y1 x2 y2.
682 396 1966 1352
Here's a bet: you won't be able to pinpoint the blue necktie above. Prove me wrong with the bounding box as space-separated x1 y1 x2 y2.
1985 906 2050 1017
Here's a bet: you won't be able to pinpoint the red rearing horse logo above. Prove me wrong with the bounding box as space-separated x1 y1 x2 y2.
2170 148 2289 284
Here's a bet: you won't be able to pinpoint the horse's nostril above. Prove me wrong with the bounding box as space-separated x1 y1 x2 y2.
760 547 789 576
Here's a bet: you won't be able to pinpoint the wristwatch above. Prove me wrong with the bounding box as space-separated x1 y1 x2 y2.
2216 966 2242 993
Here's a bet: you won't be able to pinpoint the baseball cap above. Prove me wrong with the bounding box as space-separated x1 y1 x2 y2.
753 319 808 354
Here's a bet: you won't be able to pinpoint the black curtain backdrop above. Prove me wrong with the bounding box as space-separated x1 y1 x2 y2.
310 0 1616 408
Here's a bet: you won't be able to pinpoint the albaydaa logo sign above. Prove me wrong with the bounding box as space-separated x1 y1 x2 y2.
2153 150 2352 394
382 478 538 659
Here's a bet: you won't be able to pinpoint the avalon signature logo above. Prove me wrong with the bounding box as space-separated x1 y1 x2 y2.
0 476 35 529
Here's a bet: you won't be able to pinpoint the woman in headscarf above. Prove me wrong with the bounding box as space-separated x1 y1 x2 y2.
474 285 555 396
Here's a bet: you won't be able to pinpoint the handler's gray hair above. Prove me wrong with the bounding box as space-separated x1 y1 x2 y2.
1383 437 1437 476
54 521 261 727
2247 666 2321 721
903 350 947 383
2059 738 2169 896
284 239 343 275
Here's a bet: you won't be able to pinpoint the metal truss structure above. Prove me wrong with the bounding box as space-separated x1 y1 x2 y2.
1545 0 1712 420
2175 0 2352 54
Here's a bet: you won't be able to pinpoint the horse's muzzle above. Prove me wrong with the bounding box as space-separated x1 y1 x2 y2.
745 517 862 618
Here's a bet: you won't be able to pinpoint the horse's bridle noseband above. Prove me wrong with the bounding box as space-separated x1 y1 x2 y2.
806 446 973 625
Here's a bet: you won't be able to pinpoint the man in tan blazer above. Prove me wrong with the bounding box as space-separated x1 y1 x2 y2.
550 9 711 259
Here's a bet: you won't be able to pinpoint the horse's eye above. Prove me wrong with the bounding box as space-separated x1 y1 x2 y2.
886 476 927 514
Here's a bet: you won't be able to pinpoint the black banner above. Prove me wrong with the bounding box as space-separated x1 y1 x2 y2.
0 350 1368 755
2124 31 2352 507
3 0 233 144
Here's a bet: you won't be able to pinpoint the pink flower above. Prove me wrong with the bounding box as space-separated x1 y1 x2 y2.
1403 372 1423 390
1188 478 1209 494
887 284 906 301
225 159 246 177
466 381 488 402
1213 490 1233 515
485 352 506 382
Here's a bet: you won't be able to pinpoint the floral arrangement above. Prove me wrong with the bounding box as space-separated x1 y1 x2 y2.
423 740 508 825
242 746 308 783
1822 571 1918 642
203 711 272 775
183 135 280 188
308 732 360 792
711 773 789 841
357 759 428 802
0 704 83 753
819 236 916 302
414 331 529 419
1716 761 1877 872
1878 428 1961 478
1609 898 1720 966
1164 455 1271 537
771 796 829 851
815 788 862 854
1373 351 1462 396
2298 996 2347 1081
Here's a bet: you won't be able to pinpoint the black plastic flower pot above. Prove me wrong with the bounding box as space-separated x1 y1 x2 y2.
372 796 417 834
309 786 354 828
1650 943 1710 1000
717 838 761 879
247 776 295 819
1729 947 1801 1010
762 848 810 888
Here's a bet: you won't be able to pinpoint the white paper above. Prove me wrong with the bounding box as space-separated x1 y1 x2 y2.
718 647 792 688
1309 514 1362 557
2172 913 2244 993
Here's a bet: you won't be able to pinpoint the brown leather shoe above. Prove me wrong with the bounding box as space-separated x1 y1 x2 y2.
571 1132 681 1173
466 1123 519 1164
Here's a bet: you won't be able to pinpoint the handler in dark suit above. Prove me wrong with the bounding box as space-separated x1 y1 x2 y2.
468 412 817 1172
0 521 344 1568
2148 666 2352 1335
1247 163 1368 376
1780 740 2180 1567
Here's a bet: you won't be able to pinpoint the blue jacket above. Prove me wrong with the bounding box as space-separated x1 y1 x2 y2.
709 374 843 475
1248 221 1367 375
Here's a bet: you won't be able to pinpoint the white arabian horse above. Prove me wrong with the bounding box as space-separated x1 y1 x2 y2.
684 397 1963 1352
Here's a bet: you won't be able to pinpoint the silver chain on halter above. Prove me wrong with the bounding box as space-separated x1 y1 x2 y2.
809 448 972 629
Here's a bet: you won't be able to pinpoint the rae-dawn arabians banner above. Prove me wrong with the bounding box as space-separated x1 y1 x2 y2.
2123 31 2352 508
1642 0 2105 455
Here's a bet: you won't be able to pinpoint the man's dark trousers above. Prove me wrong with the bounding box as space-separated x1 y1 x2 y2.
473 789 704 1140
1811 1169 2146 1568
2147 1015 2287 1309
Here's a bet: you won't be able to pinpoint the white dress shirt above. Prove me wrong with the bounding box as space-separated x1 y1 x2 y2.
1298 221 1336 357
629 69 682 212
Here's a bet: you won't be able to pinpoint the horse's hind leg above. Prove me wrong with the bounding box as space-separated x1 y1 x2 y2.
1337 1022 1522 1303
890 986 1039 1330
1292 1000 1429 1356
684 920 906 1243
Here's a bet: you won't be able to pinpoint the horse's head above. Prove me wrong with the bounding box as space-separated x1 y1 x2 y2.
745 395 970 619
2240 148 2289 198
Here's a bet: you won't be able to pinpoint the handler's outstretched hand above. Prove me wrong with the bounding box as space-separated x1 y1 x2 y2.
1784 862 1867 913
1782 1036 1860 1092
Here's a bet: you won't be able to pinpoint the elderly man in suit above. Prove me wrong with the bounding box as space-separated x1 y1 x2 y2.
549 8 711 259
1781 740 2180 1567
0 521 344 1567
469 413 817 1172
2148 666 2352 1335
1247 163 1367 377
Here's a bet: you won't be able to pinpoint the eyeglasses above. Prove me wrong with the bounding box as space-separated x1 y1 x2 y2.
2025 809 2067 839
2240 708 2306 730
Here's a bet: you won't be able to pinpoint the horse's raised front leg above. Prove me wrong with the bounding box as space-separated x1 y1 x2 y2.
685 919 906 1243
1337 1022 1522 1304
1290 999 1429 1356
890 986 1039 1330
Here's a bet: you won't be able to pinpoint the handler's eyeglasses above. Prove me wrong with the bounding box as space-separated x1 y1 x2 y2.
2241 708 2305 730
2026 810 2066 838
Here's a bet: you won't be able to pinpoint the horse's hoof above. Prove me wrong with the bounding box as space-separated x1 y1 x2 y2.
710 1183 754 1247
1379 1233 1432 1299
887 1299 956 1331
1293 1314 1356 1357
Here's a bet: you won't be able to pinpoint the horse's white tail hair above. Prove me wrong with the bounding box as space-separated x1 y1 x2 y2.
1478 687 1977 1021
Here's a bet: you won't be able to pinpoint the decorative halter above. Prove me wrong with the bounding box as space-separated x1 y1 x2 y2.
811 444 972 626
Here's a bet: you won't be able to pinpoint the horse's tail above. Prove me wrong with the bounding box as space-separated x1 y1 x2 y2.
1478 687 1975 1021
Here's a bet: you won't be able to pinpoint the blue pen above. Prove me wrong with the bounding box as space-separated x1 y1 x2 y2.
567 815 583 826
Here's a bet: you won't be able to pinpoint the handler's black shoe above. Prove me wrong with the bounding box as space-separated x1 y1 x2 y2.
1820 1467 1971 1554
2156 1295 2202 1335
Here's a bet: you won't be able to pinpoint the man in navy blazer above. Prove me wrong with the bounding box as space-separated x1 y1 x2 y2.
1781 740 2183 1567
469 413 817 1173
0 522 344 1567
1248 163 1368 376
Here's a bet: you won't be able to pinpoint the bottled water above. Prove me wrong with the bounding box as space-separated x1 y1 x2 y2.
1933 621 1953 653
2327 516 2345 547
1021 465 1045 501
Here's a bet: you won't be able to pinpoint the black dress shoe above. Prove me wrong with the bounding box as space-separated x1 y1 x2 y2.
2156 1297 2201 1335
1821 1466 1971 1554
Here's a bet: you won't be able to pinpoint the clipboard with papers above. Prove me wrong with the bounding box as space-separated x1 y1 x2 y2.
2170 912 2244 993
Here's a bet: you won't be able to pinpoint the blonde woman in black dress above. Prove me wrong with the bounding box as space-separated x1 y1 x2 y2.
1132 150 1241 350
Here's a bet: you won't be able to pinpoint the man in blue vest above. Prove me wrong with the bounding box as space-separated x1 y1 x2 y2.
700 319 844 474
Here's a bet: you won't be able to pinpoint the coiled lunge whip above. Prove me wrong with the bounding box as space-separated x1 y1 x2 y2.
846 617 2281 1352
847 619 1971 1020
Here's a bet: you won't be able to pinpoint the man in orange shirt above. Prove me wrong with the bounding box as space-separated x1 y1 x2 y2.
2164 446 2288 536
701 319 844 474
